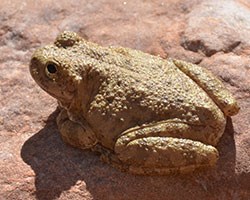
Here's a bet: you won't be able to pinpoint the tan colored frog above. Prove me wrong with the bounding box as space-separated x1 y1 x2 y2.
30 31 239 175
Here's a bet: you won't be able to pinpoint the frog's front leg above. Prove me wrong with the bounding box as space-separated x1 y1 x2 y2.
111 121 219 175
56 109 97 149
172 59 240 116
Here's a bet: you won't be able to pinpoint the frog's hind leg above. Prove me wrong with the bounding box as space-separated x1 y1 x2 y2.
112 121 221 175
172 59 240 116
115 137 218 175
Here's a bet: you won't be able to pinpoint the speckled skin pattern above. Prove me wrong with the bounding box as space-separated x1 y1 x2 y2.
30 31 240 175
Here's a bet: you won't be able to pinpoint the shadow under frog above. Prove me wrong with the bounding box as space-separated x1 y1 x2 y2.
21 108 238 200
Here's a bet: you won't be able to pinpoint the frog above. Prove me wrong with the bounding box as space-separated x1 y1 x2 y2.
29 31 240 175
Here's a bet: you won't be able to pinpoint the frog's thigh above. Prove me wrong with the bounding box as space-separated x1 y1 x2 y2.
173 59 239 116
56 109 96 149
114 122 219 175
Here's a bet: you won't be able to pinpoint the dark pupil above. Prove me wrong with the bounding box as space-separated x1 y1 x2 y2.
47 64 57 74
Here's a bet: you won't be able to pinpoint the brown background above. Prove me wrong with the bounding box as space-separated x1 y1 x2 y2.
0 0 249 199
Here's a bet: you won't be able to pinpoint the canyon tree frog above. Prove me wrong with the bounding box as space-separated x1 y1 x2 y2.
29 31 239 175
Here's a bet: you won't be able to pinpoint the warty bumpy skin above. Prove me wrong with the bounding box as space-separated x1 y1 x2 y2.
29 31 240 175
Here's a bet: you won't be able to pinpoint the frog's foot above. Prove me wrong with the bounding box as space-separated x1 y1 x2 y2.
56 109 97 149
92 144 126 171
113 120 222 175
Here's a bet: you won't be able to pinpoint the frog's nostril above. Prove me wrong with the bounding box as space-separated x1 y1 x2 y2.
47 64 57 74
30 57 39 66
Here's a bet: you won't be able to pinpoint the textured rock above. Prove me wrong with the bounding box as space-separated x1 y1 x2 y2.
0 0 249 199
181 0 250 57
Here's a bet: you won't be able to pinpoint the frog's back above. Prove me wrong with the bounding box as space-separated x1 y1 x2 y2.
86 46 222 149
107 47 215 116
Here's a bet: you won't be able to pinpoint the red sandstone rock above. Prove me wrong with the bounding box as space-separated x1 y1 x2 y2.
181 0 250 57
0 0 249 199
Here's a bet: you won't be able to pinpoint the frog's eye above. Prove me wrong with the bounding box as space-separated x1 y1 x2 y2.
47 63 57 74
45 62 58 79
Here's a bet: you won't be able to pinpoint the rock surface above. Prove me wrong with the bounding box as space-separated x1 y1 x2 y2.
0 0 249 199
